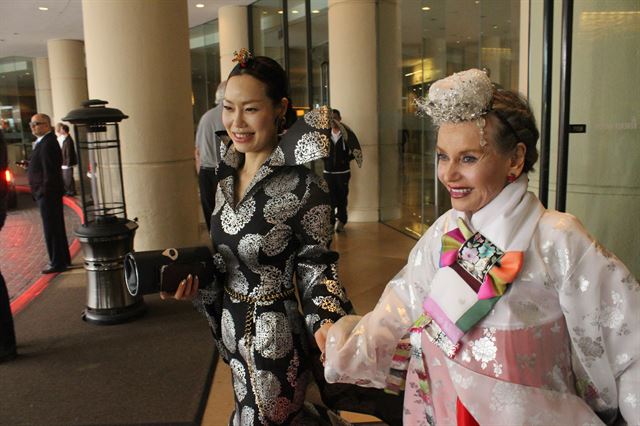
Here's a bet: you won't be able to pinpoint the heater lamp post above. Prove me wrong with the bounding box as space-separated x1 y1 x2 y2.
63 100 145 324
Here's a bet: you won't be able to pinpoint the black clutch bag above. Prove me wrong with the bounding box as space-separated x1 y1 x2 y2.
124 246 216 296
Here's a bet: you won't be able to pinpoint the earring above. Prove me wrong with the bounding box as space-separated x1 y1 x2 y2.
507 174 517 183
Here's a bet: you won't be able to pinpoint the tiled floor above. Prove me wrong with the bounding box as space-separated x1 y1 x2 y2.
200 222 416 425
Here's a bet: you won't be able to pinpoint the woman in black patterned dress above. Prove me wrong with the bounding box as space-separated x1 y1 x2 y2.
172 54 352 425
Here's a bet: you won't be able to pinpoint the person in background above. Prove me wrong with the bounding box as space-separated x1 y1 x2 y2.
55 123 77 196
323 109 362 233
0 129 17 362
195 80 227 231
27 114 71 274
166 51 353 424
318 69 639 425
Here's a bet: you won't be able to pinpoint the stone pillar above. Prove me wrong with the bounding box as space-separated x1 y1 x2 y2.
328 0 378 221
47 39 89 124
82 0 199 250
219 5 250 79
33 57 53 117
378 0 402 221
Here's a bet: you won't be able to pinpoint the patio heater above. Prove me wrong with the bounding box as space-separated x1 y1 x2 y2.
63 100 145 324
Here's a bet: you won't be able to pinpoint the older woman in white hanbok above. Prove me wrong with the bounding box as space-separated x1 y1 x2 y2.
317 69 639 425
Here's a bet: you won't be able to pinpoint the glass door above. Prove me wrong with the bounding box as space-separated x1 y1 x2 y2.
536 0 640 277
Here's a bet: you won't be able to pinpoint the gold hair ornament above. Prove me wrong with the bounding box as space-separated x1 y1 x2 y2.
232 48 253 68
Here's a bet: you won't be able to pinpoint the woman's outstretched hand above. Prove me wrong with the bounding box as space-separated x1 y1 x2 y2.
160 274 200 300
314 322 333 363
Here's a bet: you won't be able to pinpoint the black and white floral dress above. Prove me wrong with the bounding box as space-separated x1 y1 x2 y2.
195 108 353 425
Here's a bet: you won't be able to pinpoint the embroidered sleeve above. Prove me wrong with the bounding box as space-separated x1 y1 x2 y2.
292 172 353 335
323 223 440 388
555 217 640 424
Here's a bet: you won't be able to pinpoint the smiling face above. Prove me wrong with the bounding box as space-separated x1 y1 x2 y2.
222 74 286 159
436 120 524 216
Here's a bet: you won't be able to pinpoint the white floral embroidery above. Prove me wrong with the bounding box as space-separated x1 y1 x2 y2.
490 381 526 412
578 276 590 292
264 172 299 197
304 106 331 129
255 312 293 359
222 309 237 353
237 234 263 273
230 359 247 401
270 146 285 166
264 193 300 225
592 291 624 329
213 185 225 216
450 370 473 389
240 406 255 426
221 198 256 235
254 369 282 416
616 353 630 365
262 225 292 257
294 132 330 164
301 204 332 245
624 393 638 408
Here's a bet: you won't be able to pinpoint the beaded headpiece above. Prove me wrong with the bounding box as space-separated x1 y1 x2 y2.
232 48 253 68
416 69 493 145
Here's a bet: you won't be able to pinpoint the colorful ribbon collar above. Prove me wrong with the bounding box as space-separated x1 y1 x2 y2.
386 217 524 395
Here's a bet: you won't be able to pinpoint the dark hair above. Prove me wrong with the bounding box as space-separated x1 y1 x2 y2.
332 109 341 119
228 56 295 129
488 89 539 173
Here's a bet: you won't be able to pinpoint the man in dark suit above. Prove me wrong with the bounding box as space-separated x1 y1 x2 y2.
55 123 77 196
0 129 17 362
27 114 71 273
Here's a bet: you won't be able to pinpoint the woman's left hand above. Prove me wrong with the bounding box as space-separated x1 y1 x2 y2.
160 274 200 300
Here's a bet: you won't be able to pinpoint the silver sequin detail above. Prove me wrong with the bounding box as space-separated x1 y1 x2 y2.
416 68 493 125
255 312 293 359
254 370 282 417
213 185 225 216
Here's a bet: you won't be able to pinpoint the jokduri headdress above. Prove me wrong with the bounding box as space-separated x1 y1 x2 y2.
415 68 494 145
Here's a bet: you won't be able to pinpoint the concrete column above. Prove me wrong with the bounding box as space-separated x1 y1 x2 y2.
378 0 402 221
82 0 199 250
328 0 378 221
219 5 249 79
33 57 53 117
47 39 89 124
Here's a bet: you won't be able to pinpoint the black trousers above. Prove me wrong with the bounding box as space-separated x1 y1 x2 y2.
323 171 350 225
37 194 71 268
62 168 75 195
198 167 218 231
0 271 16 355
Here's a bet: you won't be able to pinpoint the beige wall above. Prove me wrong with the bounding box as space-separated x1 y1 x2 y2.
82 0 200 250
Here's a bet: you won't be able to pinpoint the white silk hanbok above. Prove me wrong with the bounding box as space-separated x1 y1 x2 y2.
324 175 639 425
